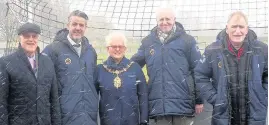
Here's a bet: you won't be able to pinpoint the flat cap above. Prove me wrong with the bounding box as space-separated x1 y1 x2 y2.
17 22 41 35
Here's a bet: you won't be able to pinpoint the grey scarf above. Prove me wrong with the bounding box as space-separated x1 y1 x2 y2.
157 24 176 44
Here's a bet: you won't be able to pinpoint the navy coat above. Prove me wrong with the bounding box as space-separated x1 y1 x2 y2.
194 29 268 125
42 29 98 125
96 57 148 125
0 46 61 125
131 22 202 117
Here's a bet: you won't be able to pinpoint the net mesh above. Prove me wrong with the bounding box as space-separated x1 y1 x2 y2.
2 0 268 55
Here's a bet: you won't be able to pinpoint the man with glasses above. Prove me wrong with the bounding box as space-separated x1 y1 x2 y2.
43 10 98 125
0 22 61 125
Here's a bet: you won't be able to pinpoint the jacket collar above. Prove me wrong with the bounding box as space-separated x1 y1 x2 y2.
16 44 39 78
54 28 90 56
150 22 186 44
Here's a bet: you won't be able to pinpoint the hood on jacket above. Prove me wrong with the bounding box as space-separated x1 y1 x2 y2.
151 22 185 34
53 28 89 44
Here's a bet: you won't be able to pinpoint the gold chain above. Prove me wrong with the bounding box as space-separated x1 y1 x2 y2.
103 61 134 89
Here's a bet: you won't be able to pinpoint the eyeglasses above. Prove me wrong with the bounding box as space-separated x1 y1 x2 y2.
22 33 38 39
107 45 126 50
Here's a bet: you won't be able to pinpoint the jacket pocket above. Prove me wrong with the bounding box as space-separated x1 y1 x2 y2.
250 80 267 106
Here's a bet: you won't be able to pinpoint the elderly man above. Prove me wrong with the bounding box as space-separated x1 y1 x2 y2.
0 22 61 125
131 7 204 125
96 32 148 125
42 10 98 125
194 11 268 125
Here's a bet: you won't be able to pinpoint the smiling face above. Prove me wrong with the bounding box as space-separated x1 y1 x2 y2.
67 16 87 41
226 14 248 44
19 32 39 56
156 8 176 33
106 35 127 63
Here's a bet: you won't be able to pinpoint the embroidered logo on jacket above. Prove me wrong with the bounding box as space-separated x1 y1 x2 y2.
65 58 72 65
150 49 154 56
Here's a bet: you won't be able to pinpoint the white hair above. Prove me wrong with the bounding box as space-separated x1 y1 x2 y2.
155 6 176 20
105 32 127 47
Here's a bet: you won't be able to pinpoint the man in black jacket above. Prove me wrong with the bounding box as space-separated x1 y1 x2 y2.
0 22 61 125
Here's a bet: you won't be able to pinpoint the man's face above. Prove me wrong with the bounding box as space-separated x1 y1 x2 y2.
19 32 39 55
157 10 175 33
226 15 248 43
67 16 87 40
107 37 126 61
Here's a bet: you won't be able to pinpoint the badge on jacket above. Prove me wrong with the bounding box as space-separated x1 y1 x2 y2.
218 61 222 68
150 49 154 55
65 58 72 65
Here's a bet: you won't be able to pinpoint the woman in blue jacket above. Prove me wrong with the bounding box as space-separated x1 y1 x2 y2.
96 32 148 125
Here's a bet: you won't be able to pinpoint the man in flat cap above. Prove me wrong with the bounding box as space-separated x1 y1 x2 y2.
0 22 61 125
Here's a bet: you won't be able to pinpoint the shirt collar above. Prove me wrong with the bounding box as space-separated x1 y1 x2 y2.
27 54 35 60
67 34 80 46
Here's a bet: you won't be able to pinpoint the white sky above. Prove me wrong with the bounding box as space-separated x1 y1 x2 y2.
65 0 268 32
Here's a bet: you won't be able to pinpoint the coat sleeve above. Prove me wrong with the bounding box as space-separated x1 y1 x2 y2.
187 38 203 104
131 42 146 68
93 49 99 93
0 58 9 125
50 68 61 125
42 44 57 65
42 45 62 96
262 44 268 96
194 47 217 105
94 65 101 93
135 64 148 124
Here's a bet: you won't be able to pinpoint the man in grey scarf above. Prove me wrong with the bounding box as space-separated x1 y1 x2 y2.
131 7 204 125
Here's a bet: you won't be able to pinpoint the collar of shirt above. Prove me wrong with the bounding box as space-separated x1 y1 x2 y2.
67 34 80 46
27 54 35 60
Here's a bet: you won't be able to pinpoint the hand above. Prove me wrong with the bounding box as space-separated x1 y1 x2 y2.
195 104 204 114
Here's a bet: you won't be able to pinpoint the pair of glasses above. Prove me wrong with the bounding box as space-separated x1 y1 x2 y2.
22 34 38 39
107 45 126 49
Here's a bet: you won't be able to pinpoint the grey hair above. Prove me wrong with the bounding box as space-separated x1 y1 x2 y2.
227 11 248 25
68 10 89 22
105 32 127 47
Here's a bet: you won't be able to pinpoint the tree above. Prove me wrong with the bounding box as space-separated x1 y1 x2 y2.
0 2 21 56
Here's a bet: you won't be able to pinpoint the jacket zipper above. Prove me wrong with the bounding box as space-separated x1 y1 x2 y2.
161 43 165 115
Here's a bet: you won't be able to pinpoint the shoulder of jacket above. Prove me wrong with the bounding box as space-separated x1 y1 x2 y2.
40 53 54 64
180 33 195 42
204 41 223 55
251 40 268 56
141 35 152 44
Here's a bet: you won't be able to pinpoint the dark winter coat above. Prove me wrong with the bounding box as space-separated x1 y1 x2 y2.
42 28 98 125
131 22 203 118
0 46 61 125
194 29 268 125
96 57 148 125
